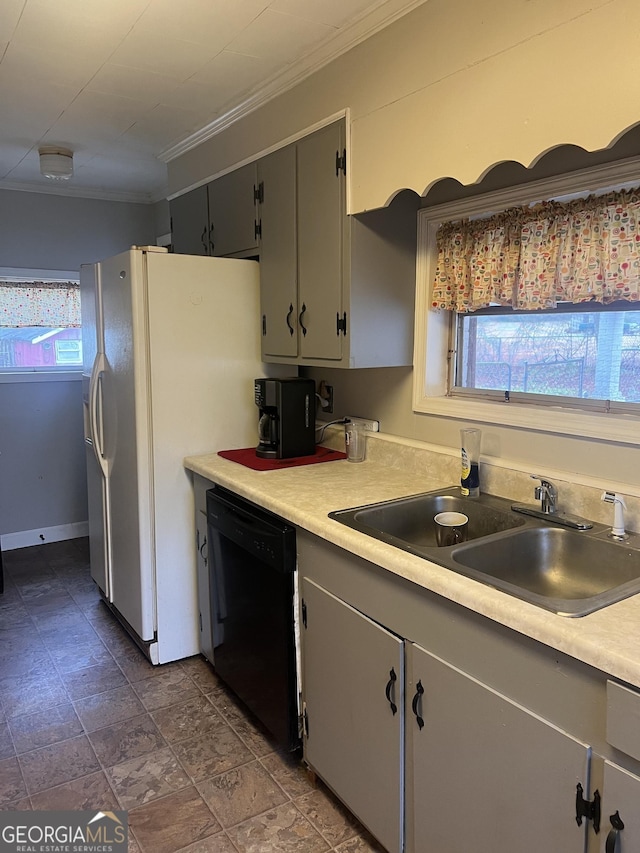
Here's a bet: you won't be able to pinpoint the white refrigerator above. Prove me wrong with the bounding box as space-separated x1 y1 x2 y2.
81 246 264 664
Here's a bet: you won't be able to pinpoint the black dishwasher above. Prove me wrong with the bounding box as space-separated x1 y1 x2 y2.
206 486 300 751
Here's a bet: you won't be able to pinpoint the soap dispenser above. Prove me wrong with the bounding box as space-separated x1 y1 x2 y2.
460 428 481 498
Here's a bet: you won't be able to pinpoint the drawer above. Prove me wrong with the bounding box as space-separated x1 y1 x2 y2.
607 679 640 761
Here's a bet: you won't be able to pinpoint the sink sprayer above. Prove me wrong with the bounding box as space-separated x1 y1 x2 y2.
601 491 628 541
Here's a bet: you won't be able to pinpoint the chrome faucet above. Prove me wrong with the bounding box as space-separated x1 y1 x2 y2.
531 475 557 514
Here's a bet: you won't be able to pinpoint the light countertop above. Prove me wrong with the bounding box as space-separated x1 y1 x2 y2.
185 448 640 691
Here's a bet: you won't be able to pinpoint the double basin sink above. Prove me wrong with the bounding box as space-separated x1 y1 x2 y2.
329 487 640 616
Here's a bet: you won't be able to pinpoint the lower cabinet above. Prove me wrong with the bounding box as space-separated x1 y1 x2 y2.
298 531 640 853
301 577 404 853
406 642 589 853
597 760 640 853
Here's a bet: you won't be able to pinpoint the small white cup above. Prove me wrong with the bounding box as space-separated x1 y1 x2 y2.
434 511 469 546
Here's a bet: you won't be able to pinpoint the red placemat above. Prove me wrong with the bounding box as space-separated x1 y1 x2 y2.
218 445 347 470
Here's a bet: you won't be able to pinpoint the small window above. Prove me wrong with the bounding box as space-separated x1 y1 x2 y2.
455 303 640 408
413 159 640 444
0 277 81 373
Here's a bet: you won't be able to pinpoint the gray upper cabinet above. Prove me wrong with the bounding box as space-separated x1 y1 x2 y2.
170 185 209 256
296 121 345 362
259 120 418 368
258 145 298 358
170 163 259 258
207 162 259 258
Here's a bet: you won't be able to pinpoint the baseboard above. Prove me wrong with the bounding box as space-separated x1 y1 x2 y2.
1 521 89 551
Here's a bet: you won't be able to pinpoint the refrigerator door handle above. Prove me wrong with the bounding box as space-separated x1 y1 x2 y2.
89 352 108 477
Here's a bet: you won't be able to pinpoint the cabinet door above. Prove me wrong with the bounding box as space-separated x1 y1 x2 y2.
297 122 345 361
301 578 404 853
258 146 298 358
207 162 258 257
170 185 209 255
597 761 640 853
194 476 214 665
407 642 590 853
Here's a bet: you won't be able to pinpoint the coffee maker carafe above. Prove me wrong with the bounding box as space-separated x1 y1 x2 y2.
254 377 316 459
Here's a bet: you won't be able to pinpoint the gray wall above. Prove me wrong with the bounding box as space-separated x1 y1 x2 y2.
0 189 156 269
0 188 157 541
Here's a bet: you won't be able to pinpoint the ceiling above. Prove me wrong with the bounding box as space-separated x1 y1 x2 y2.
0 0 424 204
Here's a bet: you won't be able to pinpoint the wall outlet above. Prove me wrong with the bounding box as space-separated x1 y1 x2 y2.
346 417 380 432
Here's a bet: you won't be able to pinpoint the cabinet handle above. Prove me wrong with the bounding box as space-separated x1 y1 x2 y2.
286 304 295 336
606 811 624 853
411 680 425 729
209 224 215 254
199 535 207 566
385 668 398 715
200 227 207 253
299 303 308 337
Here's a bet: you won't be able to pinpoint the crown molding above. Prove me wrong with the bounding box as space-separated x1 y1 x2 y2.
159 0 429 163
0 178 167 205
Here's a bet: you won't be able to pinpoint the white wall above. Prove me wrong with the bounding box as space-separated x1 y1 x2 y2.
0 189 156 544
168 0 640 213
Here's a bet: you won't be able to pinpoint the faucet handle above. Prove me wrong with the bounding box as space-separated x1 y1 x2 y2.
530 474 557 513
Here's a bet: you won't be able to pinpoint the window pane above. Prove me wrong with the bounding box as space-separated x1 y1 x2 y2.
456 309 640 403
0 328 83 370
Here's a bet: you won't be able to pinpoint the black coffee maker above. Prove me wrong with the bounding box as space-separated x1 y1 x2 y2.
255 377 316 459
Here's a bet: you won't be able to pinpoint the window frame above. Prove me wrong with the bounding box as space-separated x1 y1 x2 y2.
412 156 640 446
0 267 81 381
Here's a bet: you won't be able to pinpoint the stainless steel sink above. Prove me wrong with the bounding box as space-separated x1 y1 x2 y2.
453 526 640 616
329 486 640 616
328 487 525 550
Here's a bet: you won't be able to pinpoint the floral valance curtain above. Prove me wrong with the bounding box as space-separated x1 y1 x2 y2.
432 187 640 312
0 281 81 327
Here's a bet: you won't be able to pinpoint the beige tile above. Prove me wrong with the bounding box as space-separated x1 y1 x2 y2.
227 801 329 852
88 714 165 767
175 832 237 852
212 693 277 758
60 660 127 700
18 734 100 794
0 671 69 719
173 726 253 782
260 751 317 800
295 786 361 847
0 719 14 759
30 770 120 811
197 760 287 828
152 694 225 743
9 703 83 754
129 786 221 853
334 832 388 852
106 746 190 810
132 669 200 711
74 684 146 732
0 756 28 805
179 656 224 694
115 648 172 682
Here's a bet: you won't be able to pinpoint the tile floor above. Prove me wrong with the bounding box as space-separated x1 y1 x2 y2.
0 538 385 853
